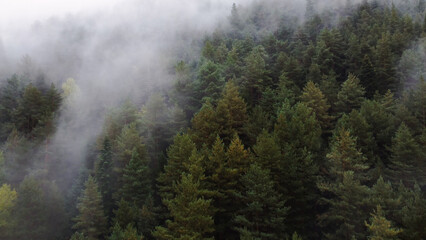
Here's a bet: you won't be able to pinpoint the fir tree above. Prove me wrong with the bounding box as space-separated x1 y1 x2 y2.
120 148 151 207
327 129 369 182
233 164 288 240
96 137 114 219
318 172 371 240
365 205 402 240
153 166 214 239
386 123 423 186
157 133 196 199
335 74 366 115
73 176 107 240
301 81 333 131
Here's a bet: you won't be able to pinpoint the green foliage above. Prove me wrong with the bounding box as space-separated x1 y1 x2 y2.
0 184 17 233
327 129 369 181
301 81 333 130
386 123 423 186
318 172 372 240
96 137 114 218
234 164 288 240
335 74 366 115
120 148 151 207
73 176 107 240
153 172 214 240
365 205 402 240
157 133 196 199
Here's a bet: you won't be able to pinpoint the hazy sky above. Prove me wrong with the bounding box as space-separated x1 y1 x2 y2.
0 0 122 29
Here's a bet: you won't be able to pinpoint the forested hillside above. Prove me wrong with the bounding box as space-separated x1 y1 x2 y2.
0 0 425 239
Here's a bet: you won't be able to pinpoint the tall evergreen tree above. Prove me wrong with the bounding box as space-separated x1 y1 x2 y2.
120 148 151 207
153 152 214 240
335 74 366 115
96 137 114 219
386 123 423 187
73 176 107 240
365 205 402 240
301 81 333 131
233 164 288 240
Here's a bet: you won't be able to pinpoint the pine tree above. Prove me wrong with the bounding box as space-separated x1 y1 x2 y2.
252 130 281 183
73 176 107 240
153 165 214 239
375 33 397 93
242 46 270 106
13 84 44 134
190 102 220 148
370 177 401 223
109 223 143 240
115 123 146 172
329 129 369 181
301 81 333 131
318 171 371 240
399 184 426 239
386 123 423 187
157 133 196 199
215 81 247 142
196 60 224 104
335 74 366 115
120 148 151 207
12 177 47 240
365 205 402 240
0 184 17 237
359 55 377 97
70 232 88 240
273 102 320 238
96 137 114 219
335 110 376 162
112 199 139 231
233 164 288 240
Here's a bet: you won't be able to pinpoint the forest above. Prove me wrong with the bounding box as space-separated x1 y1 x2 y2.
0 0 425 239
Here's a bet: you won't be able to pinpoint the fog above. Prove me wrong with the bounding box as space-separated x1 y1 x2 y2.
1 0 423 186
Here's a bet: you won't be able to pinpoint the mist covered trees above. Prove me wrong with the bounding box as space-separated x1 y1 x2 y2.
0 0 426 240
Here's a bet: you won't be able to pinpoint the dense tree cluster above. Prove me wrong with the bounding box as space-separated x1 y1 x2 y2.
0 1 425 239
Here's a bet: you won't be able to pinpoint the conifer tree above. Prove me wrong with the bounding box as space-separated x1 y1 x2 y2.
153 155 214 240
375 33 397 93
370 177 400 223
318 172 371 240
73 176 107 240
215 81 247 142
233 164 288 240
157 133 196 199
252 130 281 181
0 184 17 237
386 123 423 186
112 199 139 231
196 60 224 104
190 102 220 148
365 205 402 240
327 129 369 182
399 184 426 239
96 137 114 218
273 102 320 238
301 81 333 130
12 177 47 240
120 148 151 207
359 55 377 97
242 46 270 106
336 110 376 162
115 123 146 172
335 74 366 115
13 84 44 134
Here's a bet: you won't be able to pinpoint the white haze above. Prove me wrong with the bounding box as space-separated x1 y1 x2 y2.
1 0 423 184
0 0 265 182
